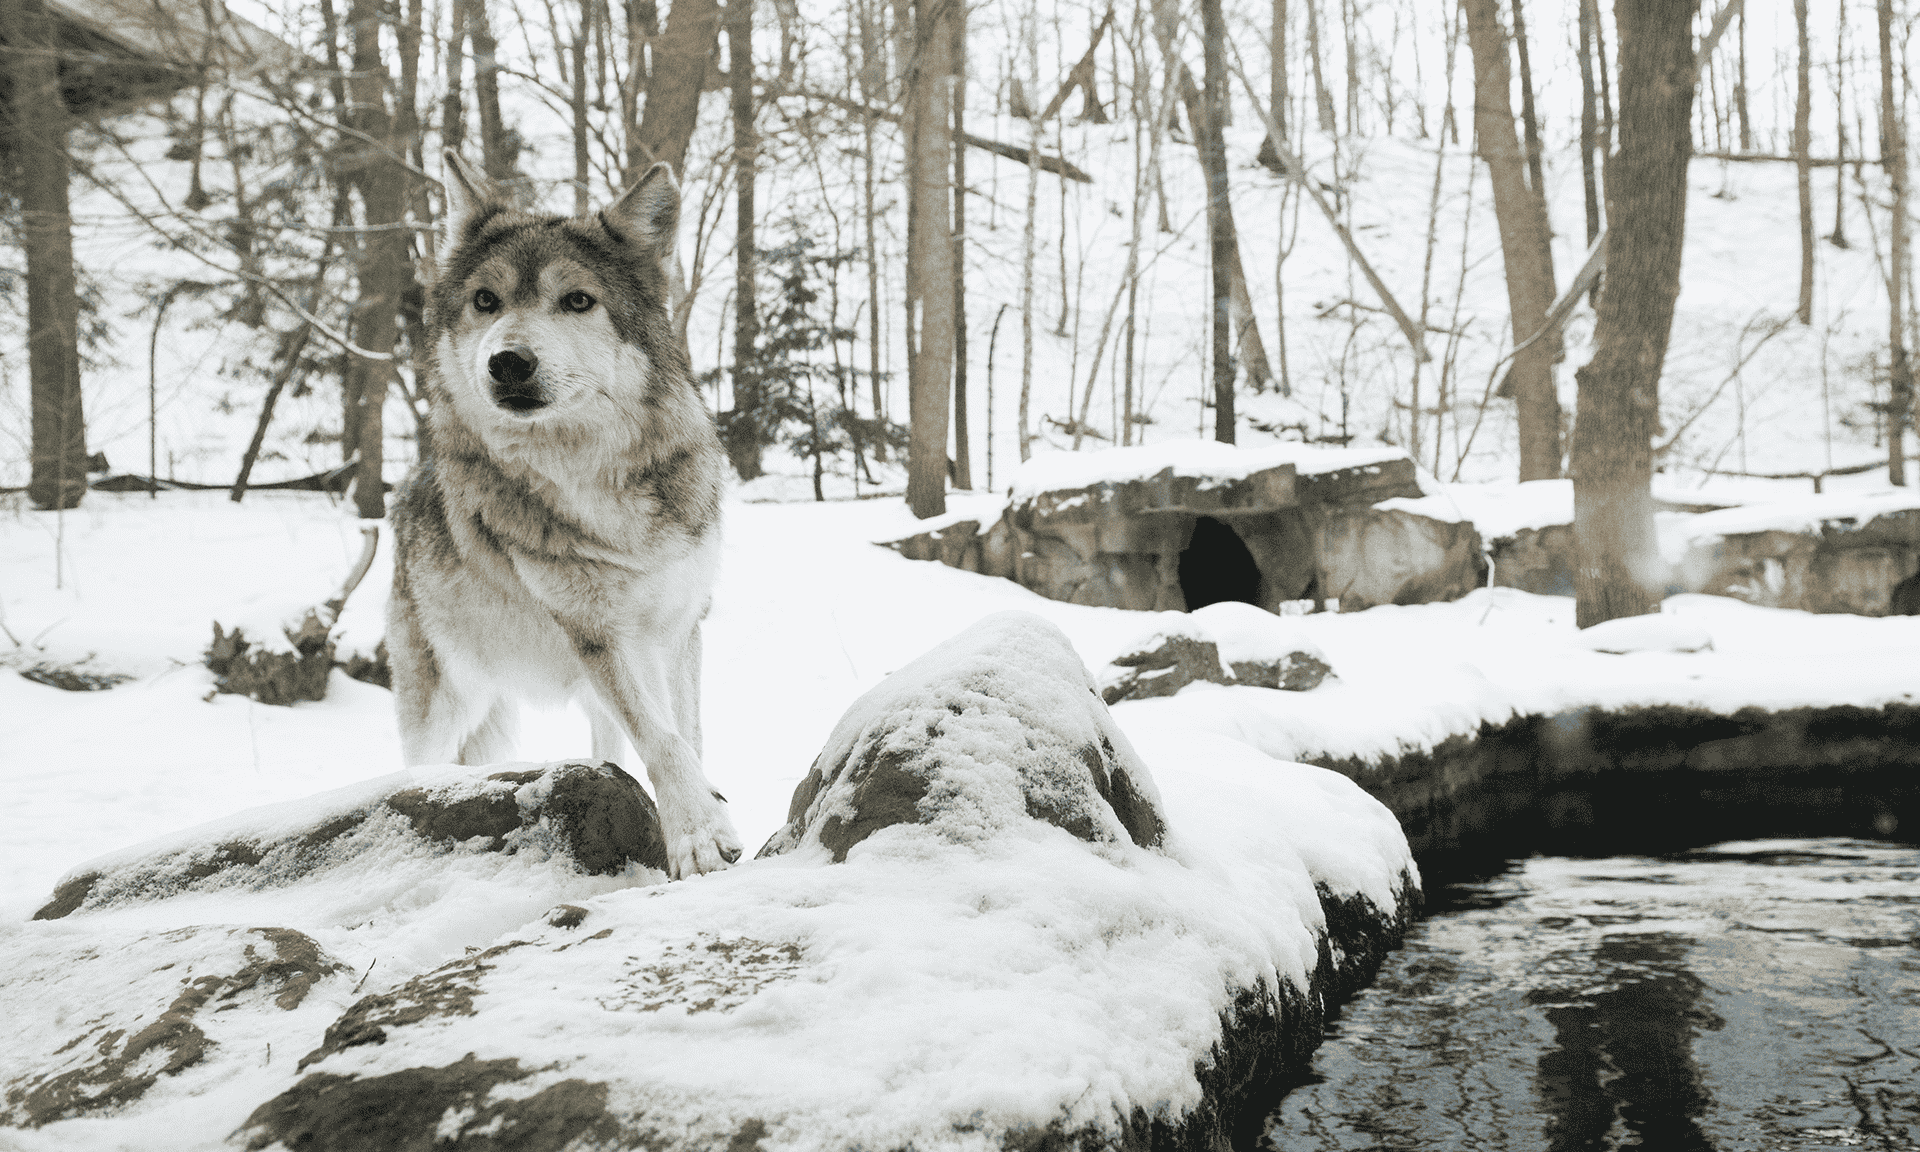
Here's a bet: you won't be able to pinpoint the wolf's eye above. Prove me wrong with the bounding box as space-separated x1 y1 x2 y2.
473 289 500 313
562 291 596 313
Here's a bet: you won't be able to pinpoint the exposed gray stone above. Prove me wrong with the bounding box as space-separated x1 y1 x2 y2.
31 760 666 921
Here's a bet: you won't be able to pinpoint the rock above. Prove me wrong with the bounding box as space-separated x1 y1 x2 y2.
242 1055 621 1152
1099 601 1333 705
1489 523 1576 597
1 926 345 1128
758 610 1169 859
32 760 667 921
1316 506 1485 612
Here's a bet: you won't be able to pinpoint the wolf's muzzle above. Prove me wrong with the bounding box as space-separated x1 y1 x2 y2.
488 345 546 412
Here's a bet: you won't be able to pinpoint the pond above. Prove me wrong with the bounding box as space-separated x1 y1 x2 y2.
1265 839 1920 1150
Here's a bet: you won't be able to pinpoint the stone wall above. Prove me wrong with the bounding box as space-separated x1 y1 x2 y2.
886 456 1485 614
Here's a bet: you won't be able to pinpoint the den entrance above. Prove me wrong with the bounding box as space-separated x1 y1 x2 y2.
1178 516 1262 610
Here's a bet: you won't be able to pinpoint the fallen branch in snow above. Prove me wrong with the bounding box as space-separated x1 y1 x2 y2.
1696 151 1882 167
206 527 383 705
1696 459 1884 493
794 90 1094 182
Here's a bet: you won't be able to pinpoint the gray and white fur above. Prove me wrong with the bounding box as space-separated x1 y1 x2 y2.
387 151 742 877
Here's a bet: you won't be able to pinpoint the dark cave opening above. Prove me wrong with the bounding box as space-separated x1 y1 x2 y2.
1178 516 1262 610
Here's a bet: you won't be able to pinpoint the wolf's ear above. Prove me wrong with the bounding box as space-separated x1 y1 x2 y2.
440 150 495 242
601 162 679 263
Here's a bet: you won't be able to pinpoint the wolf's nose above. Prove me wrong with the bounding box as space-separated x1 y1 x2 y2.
488 345 539 385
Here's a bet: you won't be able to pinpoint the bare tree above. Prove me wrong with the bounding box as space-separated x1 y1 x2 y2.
1578 0 1602 248
1201 0 1233 442
1509 0 1545 197
1571 0 1699 628
341 0 416 519
465 0 512 181
951 1 971 489
1306 0 1335 132
2 0 87 509
1463 0 1561 480
723 0 761 480
632 0 722 176
1795 0 1814 324
904 0 956 518
1879 0 1913 483
1018 5 1040 462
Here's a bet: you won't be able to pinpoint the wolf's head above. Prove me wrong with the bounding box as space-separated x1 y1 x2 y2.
429 152 694 453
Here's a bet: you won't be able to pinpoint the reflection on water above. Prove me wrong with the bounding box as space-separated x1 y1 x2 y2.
1266 840 1920 1151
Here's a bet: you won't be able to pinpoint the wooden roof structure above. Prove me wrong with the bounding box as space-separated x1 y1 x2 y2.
28 0 302 117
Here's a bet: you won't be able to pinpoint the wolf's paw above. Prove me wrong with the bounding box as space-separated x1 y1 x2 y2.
661 788 744 878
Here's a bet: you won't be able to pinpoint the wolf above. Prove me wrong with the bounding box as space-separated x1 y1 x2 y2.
387 150 742 877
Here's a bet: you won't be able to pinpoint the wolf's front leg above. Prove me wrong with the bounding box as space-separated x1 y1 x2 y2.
569 627 741 877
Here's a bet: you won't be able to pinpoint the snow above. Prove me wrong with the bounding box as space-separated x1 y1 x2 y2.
1576 612 1716 655
1006 441 1411 504
6 487 1920 1148
1670 487 1920 547
1375 478 1572 541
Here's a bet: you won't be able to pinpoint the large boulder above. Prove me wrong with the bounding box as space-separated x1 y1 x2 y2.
758 611 1169 858
34 759 668 922
1315 505 1485 612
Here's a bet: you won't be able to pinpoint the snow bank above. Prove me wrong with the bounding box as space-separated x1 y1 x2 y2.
1577 613 1716 655
1375 478 1571 540
1671 487 1920 546
1008 441 1410 503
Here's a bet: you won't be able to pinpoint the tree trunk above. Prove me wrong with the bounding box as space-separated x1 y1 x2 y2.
1306 0 1335 133
1269 0 1287 147
1202 0 1234 442
633 0 721 177
465 0 511 181
905 0 955 518
1018 32 1040 463
725 0 761 481
1795 0 1814 324
1735 7 1753 151
1880 0 1912 484
1571 0 1698 628
1578 0 1601 248
344 0 413 520
572 4 592 215
950 3 970 490
858 0 886 458
4 0 87 510
1463 0 1562 480
1509 0 1546 198
1174 68 1275 393
443 0 468 149
1833 0 1850 247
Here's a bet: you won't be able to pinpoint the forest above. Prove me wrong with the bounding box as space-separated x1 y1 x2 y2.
2 0 1917 624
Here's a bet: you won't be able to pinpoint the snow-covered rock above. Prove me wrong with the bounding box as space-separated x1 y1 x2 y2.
758 610 1169 857
1099 601 1333 704
31 759 668 922
1 610 1418 1152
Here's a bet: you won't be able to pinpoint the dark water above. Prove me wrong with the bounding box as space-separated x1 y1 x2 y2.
1266 840 1920 1151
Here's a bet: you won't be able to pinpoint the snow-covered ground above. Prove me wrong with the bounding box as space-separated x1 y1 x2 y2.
5 483 1920 1146
7 485 1920 919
